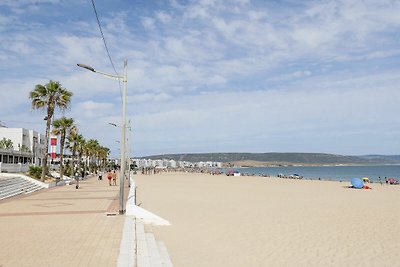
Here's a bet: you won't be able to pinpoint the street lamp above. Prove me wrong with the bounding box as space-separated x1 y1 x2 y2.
77 60 128 215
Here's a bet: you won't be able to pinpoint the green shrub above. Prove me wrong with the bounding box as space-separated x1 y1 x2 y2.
29 166 42 179
28 166 51 179
64 166 72 177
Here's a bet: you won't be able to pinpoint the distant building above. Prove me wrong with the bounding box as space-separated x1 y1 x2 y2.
132 157 223 170
0 127 46 166
168 160 177 168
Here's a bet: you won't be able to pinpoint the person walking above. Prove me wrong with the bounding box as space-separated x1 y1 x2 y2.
112 170 117 186
75 168 80 189
107 170 112 186
98 170 102 180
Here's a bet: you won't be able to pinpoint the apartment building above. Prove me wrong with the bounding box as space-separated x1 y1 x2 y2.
0 127 46 166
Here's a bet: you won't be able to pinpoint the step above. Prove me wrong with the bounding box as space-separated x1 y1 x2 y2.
0 177 44 200
0 181 32 194
0 183 30 195
146 233 162 267
157 241 173 267
135 220 174 267
0 189 24 200
136 221 150 267
24 185 43 194
0 191 22 200
117 217 136 267
0 178 26 187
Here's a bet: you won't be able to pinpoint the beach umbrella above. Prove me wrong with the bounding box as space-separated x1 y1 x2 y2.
351 178 364 189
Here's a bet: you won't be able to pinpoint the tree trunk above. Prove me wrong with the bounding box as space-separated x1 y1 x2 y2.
78 152 83 175
71 147 76 177
59 132 65 180
41 110 53 182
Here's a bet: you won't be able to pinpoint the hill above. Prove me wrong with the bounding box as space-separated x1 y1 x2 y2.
141 152 400 166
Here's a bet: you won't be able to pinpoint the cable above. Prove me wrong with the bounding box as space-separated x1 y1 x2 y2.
90 0 123 102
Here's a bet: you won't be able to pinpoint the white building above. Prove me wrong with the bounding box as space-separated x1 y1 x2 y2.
168 160 177 168
0 127 46 166
132 158 223 170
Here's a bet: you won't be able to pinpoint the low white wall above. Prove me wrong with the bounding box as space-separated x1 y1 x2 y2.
0 163 30 173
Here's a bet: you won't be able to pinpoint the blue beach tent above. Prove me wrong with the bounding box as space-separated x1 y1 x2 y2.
351 178 364 189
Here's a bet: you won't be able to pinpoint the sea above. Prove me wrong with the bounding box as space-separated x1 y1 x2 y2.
223 165 400 182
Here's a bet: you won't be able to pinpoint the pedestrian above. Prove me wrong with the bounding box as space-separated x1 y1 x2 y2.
81 169 85 180
112 170 117 186
107 170 112 186
75 169 80 189
379 176 382 186
98 170 102 180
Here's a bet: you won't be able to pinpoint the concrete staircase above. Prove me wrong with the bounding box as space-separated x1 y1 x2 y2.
136 220 173 267
0 176 43 200
119 178 173 267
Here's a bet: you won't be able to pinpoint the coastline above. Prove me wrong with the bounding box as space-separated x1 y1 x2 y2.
226 160 400 168
135 171 400 267
221 164 400 182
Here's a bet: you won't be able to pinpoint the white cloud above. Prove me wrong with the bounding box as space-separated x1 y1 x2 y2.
1 0 400 156
156 11 172 23
141 17 156 31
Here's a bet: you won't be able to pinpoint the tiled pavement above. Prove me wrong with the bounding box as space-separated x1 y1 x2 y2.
0 175 130 267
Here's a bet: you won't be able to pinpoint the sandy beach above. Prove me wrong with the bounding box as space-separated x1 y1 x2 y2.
135 171 400 267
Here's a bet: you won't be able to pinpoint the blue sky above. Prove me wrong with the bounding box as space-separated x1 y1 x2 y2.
1 0 400 157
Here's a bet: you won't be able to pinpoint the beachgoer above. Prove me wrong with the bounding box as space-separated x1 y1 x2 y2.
379 176 382 186
75 169 80 189
98 170 102 180
107 170 112 186
112 170 117 186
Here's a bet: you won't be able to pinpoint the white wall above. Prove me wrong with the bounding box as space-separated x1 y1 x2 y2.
0 127 46 166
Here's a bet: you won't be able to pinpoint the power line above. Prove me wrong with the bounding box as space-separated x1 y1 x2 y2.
90 0 123 102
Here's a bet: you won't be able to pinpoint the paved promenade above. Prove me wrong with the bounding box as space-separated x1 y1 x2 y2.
0 175 130 267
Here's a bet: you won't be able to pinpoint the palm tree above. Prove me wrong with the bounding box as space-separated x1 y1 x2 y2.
66 131 80 174
85 139 100 173
76 135 86 170
74 135 86 188
98 146 110 170
29 80 73 181
52 117 75 181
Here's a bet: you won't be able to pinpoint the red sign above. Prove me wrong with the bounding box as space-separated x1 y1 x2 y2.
50 138 57 146
50 136 57 158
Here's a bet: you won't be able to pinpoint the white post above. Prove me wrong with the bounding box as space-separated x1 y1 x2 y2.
119 59 128 214
77 61 127 214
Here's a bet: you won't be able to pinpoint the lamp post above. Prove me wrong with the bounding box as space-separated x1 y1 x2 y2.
77 60 128 214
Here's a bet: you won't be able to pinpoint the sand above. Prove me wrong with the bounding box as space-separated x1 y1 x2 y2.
135 171 400 267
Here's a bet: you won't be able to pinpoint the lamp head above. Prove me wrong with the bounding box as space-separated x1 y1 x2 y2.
77 63 95 72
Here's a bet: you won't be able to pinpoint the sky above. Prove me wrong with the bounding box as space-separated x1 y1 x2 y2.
1 0 400 157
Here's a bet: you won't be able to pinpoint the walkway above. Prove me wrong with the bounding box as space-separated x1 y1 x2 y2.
0 175 130 267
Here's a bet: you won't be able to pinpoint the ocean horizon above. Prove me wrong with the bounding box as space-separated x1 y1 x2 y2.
224 165 400 182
